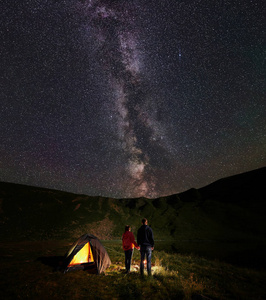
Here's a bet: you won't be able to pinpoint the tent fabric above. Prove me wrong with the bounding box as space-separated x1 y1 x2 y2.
62 234 111 274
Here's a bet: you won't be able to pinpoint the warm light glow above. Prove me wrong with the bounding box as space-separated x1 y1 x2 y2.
144 260 147 265
68 243 94 266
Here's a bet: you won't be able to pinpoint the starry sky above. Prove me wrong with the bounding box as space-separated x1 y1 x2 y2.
1 0 265 198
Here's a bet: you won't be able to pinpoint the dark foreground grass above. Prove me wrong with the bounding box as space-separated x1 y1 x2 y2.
0 240 265 300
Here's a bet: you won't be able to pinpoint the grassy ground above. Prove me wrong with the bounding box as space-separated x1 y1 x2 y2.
0 240 265 300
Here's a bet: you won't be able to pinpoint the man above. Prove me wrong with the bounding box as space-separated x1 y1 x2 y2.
137 218 154 275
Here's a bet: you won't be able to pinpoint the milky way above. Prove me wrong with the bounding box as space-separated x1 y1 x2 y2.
84 1 155 196
76 0 172 197
0 0 265 198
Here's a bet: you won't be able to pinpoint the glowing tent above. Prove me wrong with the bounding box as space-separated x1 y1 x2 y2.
62 234 111 274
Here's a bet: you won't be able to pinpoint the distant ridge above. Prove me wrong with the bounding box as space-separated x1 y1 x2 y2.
1 166 265 200
0 167 265 243
177 167 266 203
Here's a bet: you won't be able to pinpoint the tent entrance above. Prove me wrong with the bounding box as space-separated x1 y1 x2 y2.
68 242 94 267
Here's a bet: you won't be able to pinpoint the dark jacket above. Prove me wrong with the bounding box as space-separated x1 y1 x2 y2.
137 225 154 248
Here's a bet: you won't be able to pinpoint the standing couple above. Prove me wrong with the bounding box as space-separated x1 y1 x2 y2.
122 218 154 275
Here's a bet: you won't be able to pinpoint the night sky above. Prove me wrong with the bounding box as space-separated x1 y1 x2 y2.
1 0 265 198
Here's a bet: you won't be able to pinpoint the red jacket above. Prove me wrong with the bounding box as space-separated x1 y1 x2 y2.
122 231 139 251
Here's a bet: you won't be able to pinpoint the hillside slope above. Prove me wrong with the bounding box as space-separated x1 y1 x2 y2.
0 167 265 242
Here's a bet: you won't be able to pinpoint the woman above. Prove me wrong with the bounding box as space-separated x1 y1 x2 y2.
122 225 140 273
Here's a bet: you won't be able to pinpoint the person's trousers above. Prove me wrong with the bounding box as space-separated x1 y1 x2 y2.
125 249 133 272
140 247 152 275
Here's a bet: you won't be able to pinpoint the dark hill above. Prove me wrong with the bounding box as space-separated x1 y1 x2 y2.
198 167 265 203
0 167 265 242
